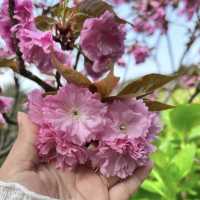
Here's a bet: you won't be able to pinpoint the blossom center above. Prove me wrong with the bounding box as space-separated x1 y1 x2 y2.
71 109 80 118
119 123 127 133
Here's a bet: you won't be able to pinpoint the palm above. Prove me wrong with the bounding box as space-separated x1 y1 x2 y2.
1 113 152 200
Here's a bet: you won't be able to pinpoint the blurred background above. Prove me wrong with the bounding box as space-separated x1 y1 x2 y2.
0 0 200 199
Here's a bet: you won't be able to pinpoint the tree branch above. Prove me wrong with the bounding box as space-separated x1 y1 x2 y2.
8 0 56 92
189 82 200 103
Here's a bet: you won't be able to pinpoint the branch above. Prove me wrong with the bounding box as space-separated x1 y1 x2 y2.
8 0 56 92
189 82 200 103
2 114 17 125
74 48 81 70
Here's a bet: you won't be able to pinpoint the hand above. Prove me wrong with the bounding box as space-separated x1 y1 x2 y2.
0 112 153 200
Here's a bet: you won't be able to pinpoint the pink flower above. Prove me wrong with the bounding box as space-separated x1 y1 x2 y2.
43 84 108 144
37 125 88 168
90 99 160 178
102 99 151 141
80 11 125 78
133 0 168 34
131 44 150 64
18 29 69 73
91 137 155 178
0 0 34 55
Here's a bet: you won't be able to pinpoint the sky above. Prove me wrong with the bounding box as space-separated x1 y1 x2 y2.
0 1 199 92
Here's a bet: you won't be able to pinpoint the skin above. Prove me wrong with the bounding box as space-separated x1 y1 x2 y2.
0 112 153 200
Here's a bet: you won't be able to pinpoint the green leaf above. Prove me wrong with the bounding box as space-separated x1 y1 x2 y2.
170 144 196 180
143 99 175 111
35 16 56 31
170 104 200 132
142 180 165 197
51 53 91 87
118 74 176 98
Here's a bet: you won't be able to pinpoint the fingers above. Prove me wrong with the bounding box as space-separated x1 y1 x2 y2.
2 112 39 170
109 161 153 200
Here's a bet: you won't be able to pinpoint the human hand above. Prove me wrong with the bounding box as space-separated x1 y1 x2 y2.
0 112 153 200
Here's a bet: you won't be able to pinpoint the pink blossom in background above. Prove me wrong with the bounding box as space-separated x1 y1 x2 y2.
80 11 126 78
133 0 168 34
42 84 108 145
180 74 200 88
131 45 150 64
181 0 200 19
0 96 13 126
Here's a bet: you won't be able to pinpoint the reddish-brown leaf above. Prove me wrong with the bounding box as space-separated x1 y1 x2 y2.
51 54 91 87
118 74 176 97
143 99 175 111
94 70 120 97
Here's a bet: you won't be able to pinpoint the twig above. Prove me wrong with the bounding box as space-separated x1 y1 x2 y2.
188 82 200 103
74 49 81 70
19 68 56 92
55 71 62 88
8 0 56 92
166 32 176 72
2 114 17 126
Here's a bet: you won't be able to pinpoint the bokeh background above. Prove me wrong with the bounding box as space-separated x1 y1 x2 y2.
0 0 200 200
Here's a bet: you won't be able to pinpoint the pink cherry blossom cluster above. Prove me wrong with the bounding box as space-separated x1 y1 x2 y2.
133 0 169 35
0 96 13 126
80 11 126 78
0 0 71 73
130 45 150 64
28 84 161 178
181 0 200 19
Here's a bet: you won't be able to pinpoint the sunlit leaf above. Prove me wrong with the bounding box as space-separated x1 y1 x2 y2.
118 74 176 97
51 54 91 87
170 104 200 132
170 144 196 180
35 16 56 31
142 180 165 197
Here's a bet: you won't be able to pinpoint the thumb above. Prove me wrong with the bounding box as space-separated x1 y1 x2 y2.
3 112 39 170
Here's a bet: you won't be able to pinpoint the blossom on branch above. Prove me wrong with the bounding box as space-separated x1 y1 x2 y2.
80 11 126 78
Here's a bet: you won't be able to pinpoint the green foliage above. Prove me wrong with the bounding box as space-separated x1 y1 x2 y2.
132 90 200 200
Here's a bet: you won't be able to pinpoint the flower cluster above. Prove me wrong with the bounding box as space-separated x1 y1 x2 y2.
28 84 161 178
0 0 71 73
181 0 200 19
0 96 13 127
80 11 126 78
133 0 169 35
130 45 150 64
